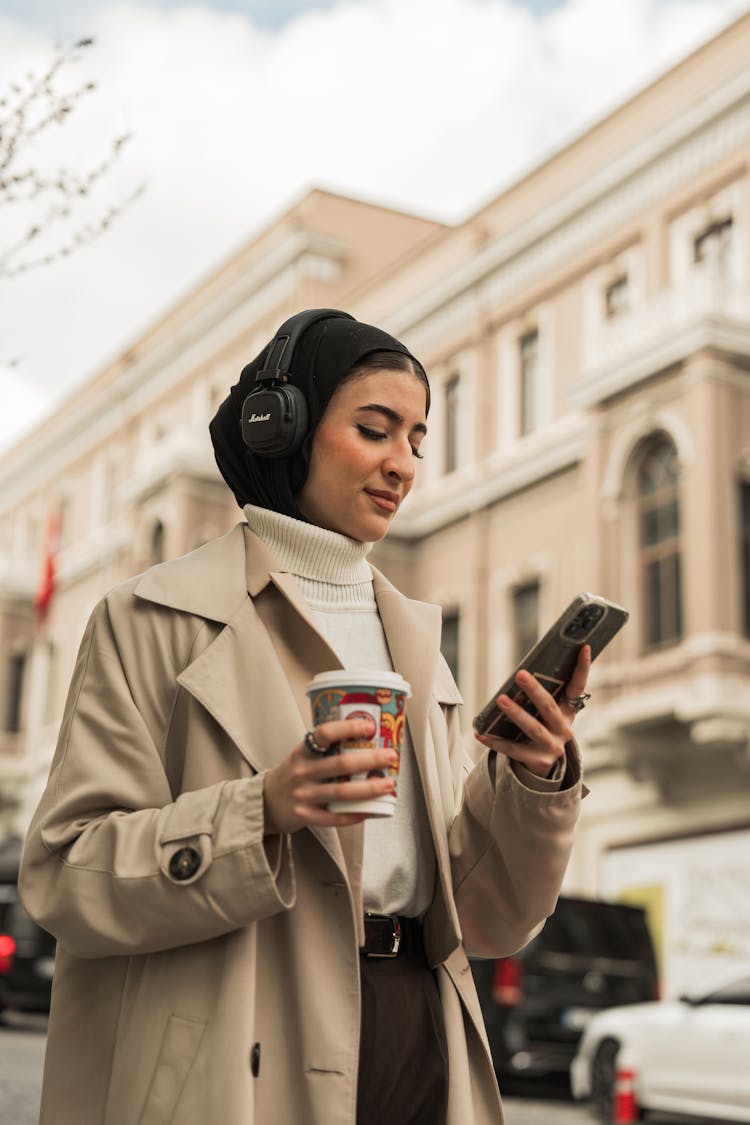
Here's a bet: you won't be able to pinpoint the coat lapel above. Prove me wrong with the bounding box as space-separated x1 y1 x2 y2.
137 523 349 876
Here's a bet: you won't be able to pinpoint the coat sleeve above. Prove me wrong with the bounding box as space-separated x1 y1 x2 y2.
444 688 585 959
19 590 295 959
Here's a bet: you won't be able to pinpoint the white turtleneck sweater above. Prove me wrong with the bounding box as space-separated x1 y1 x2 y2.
244 504 436 918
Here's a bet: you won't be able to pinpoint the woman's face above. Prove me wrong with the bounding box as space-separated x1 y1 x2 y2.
296 367 428 541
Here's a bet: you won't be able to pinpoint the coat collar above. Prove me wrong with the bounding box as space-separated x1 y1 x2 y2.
133 522 446 761
133 522 250 623
133 521 444 678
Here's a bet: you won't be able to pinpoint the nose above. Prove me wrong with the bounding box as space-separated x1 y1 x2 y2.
383 438 416 485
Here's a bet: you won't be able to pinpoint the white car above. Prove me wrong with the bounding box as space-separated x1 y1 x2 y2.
570 963 750 1123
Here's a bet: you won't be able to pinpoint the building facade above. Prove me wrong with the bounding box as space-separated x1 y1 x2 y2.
3 14 750 995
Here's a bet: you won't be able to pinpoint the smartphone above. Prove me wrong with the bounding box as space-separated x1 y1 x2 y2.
472 593 629 741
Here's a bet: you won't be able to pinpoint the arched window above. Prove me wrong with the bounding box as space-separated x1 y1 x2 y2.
638 437 682 648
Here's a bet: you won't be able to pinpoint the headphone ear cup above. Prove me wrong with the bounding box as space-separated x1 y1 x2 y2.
241 383 309 458
281 384 309 456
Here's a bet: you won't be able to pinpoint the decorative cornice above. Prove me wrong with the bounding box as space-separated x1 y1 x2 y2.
573 278 750 407
577 667 750 750
119 429 220 505
384 64 750 348
576 631 750 748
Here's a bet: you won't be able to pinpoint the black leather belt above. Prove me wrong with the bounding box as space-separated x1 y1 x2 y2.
361 913 425 959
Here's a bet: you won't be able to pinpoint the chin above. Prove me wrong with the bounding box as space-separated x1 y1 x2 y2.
344 517 391 543
364 525 390 543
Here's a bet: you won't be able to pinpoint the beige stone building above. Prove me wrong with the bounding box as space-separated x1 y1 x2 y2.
2 12 750 995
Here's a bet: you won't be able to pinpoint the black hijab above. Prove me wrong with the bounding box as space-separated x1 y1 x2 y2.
209 312 429 518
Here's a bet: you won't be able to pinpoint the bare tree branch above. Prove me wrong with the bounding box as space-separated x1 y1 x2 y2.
0 38 146 278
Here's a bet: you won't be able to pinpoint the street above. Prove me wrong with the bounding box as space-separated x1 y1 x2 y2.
1 1018 46 1125
0 1020 589 1125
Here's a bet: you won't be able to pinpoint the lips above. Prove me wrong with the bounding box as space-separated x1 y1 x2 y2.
365 489 399 513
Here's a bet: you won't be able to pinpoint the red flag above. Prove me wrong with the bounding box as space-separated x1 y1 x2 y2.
35 510 60 625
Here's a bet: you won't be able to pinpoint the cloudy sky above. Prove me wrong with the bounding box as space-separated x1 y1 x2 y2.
1 0 749 453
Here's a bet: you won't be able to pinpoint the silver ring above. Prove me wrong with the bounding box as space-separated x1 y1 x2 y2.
562 692 591 714
304 729 327 754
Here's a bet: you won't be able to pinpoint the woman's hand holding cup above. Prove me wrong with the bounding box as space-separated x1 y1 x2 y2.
263 716 398 835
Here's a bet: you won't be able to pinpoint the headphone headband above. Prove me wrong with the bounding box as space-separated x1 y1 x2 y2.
256 308 354 383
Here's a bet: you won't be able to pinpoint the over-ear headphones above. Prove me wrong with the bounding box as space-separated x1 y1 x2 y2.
240 308 354 458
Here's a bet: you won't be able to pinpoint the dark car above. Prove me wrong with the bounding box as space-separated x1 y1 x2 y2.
470 895 659 1083
0 839 55 1020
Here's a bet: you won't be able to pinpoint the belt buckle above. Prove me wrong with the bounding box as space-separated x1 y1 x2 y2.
362 913 401 958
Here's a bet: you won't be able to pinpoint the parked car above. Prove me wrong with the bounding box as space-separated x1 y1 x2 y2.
0 879 56 1020
570 962 750 1123
470 895 659 1082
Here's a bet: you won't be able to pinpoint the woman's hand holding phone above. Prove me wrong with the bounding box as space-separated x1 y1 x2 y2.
474 645 591 778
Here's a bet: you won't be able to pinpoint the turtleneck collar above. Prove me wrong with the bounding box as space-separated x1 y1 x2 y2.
243 504 374 588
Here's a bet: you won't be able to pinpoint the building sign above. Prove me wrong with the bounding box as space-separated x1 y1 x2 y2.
601 828 750 998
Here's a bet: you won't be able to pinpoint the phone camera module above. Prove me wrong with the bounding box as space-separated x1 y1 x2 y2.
563 603 605 641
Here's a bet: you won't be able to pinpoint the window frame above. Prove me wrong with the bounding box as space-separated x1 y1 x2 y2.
693 214 733 268
443 373 460 476
5 651 27 734
518 328 540 438
637 437 683 651
441 607 461 687
604 273 630 319
512 580 541 665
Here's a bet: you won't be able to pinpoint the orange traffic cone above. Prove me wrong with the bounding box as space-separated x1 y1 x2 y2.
612 1048 640 1123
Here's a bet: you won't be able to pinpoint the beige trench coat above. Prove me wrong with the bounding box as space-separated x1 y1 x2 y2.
20 523 584 1125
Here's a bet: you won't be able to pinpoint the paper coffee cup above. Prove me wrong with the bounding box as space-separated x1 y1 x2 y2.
305 669 411 817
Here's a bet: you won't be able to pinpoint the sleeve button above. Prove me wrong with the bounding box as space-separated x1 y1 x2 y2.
169 846 201 880
250 1042 261 1077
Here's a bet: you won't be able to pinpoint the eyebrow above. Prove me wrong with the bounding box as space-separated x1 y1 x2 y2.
356 403 428 435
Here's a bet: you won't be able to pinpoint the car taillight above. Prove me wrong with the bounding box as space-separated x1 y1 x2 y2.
0 933 16 974
492 957 523 1006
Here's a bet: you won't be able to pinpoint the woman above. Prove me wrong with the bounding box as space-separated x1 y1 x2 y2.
20 309 589 1125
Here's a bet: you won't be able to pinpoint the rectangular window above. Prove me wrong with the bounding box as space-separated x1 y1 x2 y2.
645 555 682 648
444 374 460 475
639 441 682 650
512 581 540 664
742 483 750 637
519 330 539 437
605 275 629 318
441 610 460 686
693 215 733 270
5 652 26 733
104 459 119 513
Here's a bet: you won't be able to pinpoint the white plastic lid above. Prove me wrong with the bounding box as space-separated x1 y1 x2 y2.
306 669 411 697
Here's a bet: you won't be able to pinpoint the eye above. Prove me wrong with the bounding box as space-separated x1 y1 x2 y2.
356 424 386 442
356 423 424 460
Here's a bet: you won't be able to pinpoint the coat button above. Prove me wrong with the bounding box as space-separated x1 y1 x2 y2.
169 846 201 880
250 1042 261 1077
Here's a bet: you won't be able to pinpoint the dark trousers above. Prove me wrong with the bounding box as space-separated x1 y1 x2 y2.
357 950 449 1125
